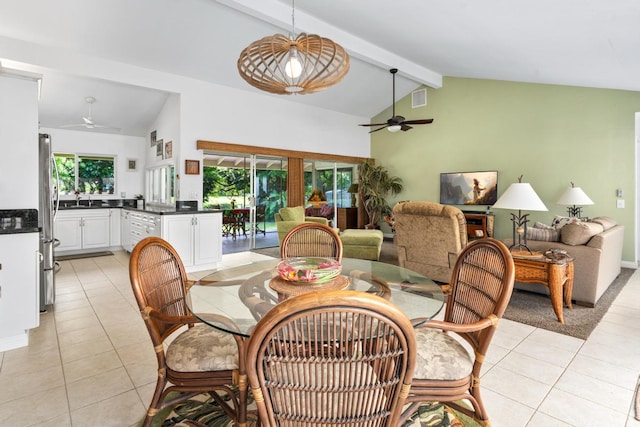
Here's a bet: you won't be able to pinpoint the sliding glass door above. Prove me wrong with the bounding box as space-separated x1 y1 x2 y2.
202 152 286 252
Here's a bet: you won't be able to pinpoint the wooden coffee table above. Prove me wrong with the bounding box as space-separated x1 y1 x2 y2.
511 251 574 323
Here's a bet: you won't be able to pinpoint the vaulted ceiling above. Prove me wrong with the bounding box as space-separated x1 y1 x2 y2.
1 0 638 137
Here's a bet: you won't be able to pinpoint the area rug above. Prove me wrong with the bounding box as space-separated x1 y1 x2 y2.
55 250 114 261
146 392 480 427
503 267 634 340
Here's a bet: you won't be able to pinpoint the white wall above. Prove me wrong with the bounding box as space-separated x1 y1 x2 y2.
39 127 145 200
0 73 39 209
1 37 371 206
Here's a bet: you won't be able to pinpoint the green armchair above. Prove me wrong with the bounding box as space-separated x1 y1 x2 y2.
274 206 329 245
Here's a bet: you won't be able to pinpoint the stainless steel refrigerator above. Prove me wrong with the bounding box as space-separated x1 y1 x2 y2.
39 133 60 311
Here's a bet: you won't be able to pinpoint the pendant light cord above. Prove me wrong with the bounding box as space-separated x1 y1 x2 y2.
290 0 296 38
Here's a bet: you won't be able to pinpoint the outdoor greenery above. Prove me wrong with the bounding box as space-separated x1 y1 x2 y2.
54 153 115 194
203 166 286 224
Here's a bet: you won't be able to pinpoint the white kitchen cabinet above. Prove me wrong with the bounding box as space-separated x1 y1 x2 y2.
161 212 221 272
55 209 110 254
109 209 121 247
129 211 161 251
0 233 39 351
121 209 131 252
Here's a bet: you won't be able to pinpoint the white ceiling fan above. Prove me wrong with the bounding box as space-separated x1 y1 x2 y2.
61 96 121 131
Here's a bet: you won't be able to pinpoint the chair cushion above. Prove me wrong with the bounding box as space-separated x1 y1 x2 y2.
413 329 473 380
279 206 304 222
166 324 238 372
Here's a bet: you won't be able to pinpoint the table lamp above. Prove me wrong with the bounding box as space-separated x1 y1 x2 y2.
556 181 593 218
307 189 326 206
492 175 548 253
347 183 359 208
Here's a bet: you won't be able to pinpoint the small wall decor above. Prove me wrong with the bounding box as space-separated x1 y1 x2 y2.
156 139 163 157
150 130 157 146
185 159 200 175
164 140 173 159
127 158 137 172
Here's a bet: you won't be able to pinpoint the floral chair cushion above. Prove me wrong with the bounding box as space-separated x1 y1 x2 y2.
166 324 239 372
413 328 473 380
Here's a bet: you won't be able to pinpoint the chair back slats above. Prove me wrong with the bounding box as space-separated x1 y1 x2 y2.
280 223 343 260
446 239 514 346
130 237 191 339
247 290 416 427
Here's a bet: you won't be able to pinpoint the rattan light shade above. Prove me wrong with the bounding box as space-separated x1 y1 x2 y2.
237 33 350 95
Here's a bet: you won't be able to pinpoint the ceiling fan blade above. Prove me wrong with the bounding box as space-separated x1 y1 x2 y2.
359 122 389 127
91 124 121 131
82 116 93 125
369 125 389 134
401 124 413 132
59 124 85 128
403 118 434 125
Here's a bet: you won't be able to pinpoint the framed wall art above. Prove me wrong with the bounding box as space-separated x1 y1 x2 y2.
156 139 163 157
164 140 173 159
185 159 200 175
127 158 138 172
150 130 157 146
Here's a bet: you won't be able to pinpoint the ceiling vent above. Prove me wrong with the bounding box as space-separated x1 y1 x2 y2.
412 88 427 108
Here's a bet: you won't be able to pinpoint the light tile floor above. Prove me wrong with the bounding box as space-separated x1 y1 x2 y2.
0 250 638 427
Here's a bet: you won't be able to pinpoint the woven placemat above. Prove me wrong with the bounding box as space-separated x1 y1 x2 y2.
269 275 350 297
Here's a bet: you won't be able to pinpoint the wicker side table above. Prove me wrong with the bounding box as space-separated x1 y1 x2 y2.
511 251 574 323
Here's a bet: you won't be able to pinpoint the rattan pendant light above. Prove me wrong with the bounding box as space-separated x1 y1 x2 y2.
237 0 349 95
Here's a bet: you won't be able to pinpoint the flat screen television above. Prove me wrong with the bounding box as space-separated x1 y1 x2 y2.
440 171 498 206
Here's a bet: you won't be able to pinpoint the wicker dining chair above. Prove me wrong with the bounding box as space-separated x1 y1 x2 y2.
246 289 416 427
279 222 343 260
129 237 246 427
399 238 515 427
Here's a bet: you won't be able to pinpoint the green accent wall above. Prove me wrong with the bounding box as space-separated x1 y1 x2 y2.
371 77 640 264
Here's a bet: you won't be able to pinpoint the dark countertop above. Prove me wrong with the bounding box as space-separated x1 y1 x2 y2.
58 199 222 215
0 209 39 234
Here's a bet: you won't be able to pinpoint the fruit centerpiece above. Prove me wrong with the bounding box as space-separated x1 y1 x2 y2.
277 257 341 284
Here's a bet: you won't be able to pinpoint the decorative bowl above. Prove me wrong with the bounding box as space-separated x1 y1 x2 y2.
277 257 342 284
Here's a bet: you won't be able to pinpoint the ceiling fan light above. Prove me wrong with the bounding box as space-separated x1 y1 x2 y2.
387 125 401 132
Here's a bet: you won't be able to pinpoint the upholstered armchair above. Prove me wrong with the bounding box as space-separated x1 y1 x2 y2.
274 206 329 245
392 201 468 283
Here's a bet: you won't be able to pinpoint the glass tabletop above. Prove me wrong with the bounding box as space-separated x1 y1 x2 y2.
186 257 445 338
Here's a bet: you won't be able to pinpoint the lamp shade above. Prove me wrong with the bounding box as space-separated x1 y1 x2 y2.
556 186 594 206
492 183 548 211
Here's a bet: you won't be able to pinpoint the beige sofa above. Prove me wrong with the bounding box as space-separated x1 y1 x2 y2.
507 216 624 307
392 201 468 283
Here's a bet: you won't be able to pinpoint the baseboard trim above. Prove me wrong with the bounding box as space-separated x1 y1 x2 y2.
622 260 638 269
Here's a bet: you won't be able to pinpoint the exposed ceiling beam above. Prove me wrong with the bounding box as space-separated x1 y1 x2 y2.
215 0 442 88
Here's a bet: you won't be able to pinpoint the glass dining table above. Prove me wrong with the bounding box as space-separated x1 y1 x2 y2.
186 257 445 337
185 257 445 426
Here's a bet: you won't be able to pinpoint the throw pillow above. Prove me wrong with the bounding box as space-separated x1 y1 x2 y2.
526 227 559 242
279 206 304 222
590 216 617 231
560 222 604 245
534 221 555 230
552 215 581 231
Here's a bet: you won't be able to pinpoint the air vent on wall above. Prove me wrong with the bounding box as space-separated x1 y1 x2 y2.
412 88 427 108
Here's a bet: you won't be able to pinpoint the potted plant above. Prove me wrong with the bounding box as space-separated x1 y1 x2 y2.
358 160 403 229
